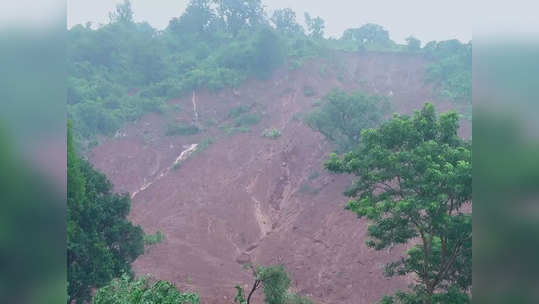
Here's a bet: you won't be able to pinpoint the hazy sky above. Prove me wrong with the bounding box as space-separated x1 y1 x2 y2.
67 0 476 44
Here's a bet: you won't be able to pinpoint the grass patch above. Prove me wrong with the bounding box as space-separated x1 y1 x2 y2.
165 123 200 136
144 230 165 246
262 128 281 139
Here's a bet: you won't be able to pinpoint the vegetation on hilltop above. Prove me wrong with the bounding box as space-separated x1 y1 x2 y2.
68 0 471 145
67 1 473 303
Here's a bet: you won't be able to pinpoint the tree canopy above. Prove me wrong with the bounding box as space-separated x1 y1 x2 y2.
235 265 312 304
326 103 472 303
304 13 325 39
92 274 200 304
306 89 390 151
68 0 470 144
67 122 144 303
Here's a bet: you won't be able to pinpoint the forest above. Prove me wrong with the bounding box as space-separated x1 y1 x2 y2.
67 1 472 303
68 0 471 145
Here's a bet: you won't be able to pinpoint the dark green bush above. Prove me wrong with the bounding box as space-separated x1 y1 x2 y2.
165 123 201 136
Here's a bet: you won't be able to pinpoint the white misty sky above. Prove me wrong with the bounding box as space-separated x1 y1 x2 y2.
67 0 474 44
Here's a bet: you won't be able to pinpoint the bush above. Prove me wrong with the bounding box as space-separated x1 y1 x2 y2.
92 274 199 304
285 293 313 304
165 123 201 136
194 137 214 154
303 86 316 97
227 105 250 119
144 230 165 246
262 128 281 139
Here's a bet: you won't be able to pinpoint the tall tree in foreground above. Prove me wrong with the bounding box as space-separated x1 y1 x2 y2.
67 122 144 303
326 103 472 303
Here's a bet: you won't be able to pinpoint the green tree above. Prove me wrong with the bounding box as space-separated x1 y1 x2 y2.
406 36 421 52
306 89 390 151
215 0 265 35
342 23 393 50
271 8 303 35
235 265 310 304
67 122 144 303
326 103 472 303
168 0 217 38
304 13 325 39
109 0 134 24
251 28 285 79
424 40 472 104
92 274 200 304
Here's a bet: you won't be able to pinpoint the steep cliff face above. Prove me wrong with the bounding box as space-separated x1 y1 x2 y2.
89 52 471 304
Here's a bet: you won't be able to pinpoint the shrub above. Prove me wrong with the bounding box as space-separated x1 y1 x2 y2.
303 86 316 97
262 128 281 139
143 230 165 246
92 274 199 304
165 123 200 136
194 137 214 154
227 105 250 119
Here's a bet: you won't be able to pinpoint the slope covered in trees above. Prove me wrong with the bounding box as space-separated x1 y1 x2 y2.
68 0 470 147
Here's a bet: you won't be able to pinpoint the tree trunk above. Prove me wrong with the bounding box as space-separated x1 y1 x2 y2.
246 280 260 304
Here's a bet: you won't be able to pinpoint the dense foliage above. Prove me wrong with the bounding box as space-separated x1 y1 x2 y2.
68 0 310 142
67 122 144 303
92 274 200 304
326 103 472 303
68 0 471 144
306 89 390 151
423 40 472 104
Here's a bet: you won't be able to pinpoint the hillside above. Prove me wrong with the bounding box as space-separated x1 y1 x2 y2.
88 51 470 304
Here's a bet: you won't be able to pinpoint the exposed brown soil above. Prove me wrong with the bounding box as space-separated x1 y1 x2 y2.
89 52 471 304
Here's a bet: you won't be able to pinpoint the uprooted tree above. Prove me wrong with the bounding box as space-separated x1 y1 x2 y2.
326 103 472 303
